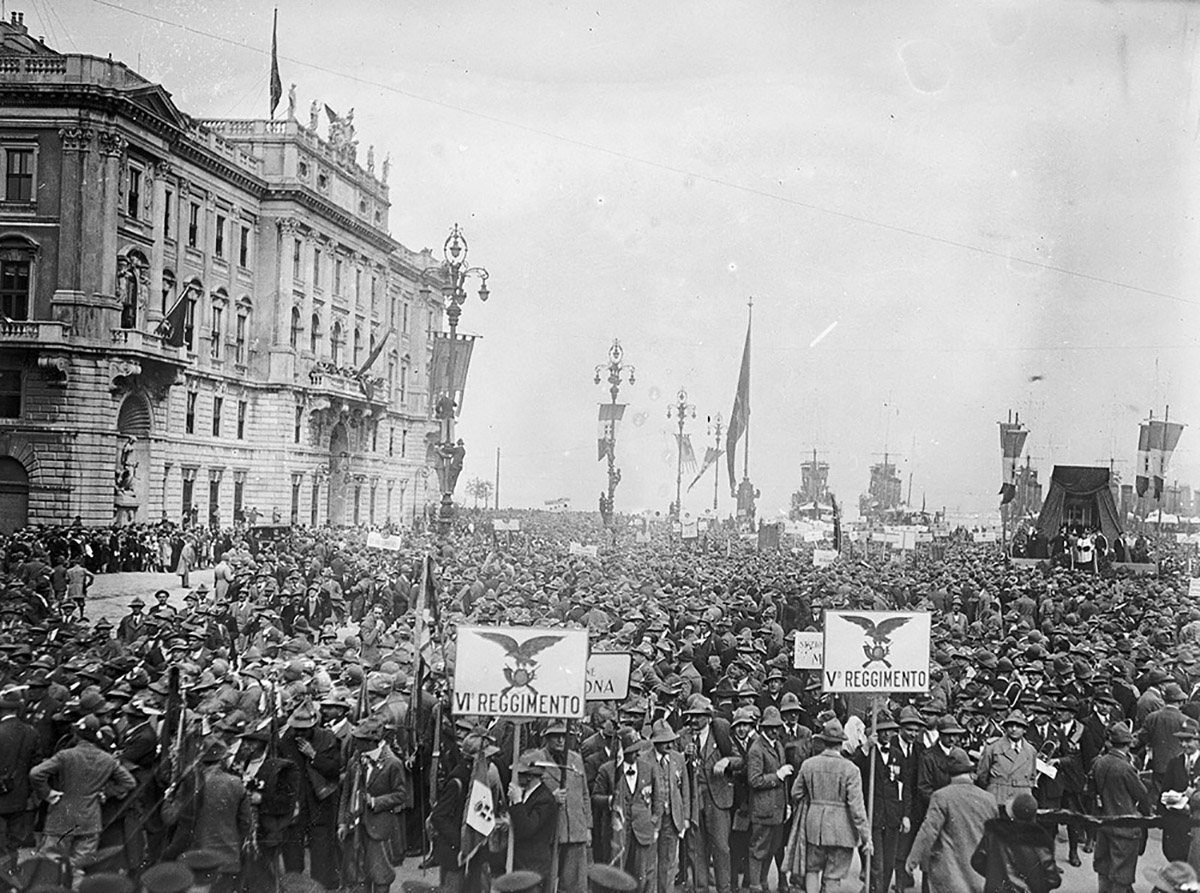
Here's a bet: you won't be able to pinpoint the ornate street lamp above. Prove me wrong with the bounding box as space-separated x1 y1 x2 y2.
666 387 696 521
419 224 491 533
595 339 635 527
707 413 723 512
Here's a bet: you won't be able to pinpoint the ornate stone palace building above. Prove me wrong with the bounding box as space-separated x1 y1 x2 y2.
0 14 452 531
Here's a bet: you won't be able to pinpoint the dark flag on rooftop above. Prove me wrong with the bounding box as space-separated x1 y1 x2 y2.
269 9 282 119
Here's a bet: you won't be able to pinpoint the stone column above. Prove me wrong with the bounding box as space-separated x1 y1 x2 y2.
270 217 299 380
54 127 91 296
148 161 172 327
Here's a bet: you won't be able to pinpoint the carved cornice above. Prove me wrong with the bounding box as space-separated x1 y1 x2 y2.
58 127 93 152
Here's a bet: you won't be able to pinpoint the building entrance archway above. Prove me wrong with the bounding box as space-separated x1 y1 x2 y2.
0 457 28 533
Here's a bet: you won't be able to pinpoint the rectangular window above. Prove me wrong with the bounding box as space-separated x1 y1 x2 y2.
313 248 321 286
400 365 407 402
188 202 200 248
402 301 409 333
0 370 20 418
127 167 141 218
311 477 320 527
239 225 250 267
235 476 246 520
236 400 247 439
210 305 223 360
5 149 33 202
290 476 301 526
388 426 394 457
370 276 377 313
355 269 362 306
294 406 303 444
182 474 195 520
163 189 173 239
293 238 302 281
214 214 226 258
353 485 361 525
0 260 29 321
389 297 396 326
185 391 197 434
209 479 221 526
369 486 376 524
212 395 223 437
235 314 247 365
372 424 378 452
334 258 343 295
401 428 407 458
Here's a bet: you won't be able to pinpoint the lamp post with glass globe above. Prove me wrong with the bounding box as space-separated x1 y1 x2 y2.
595 338 635 527
667 387 696 521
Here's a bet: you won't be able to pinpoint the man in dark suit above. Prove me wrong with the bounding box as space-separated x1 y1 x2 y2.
610 729 662 893
746 707 790 893
278 704 343 890
679 694 737 893
855 714 908 893
1092 722 1152 893
893 707 926 892
337 718 408 893
510 751 560 883
0 691 39 869
650 720 690 893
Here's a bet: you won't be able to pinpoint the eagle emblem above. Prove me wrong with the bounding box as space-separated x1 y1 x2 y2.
840 615 911 668
478 632 564 696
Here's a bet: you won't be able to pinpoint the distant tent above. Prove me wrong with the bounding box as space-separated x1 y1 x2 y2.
1035 466 1123 540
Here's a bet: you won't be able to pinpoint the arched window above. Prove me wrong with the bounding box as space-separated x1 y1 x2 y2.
182 278 201 351
236 296 253 365
161 269 176 316
310 313 321 355
290 306 302 350
331 321 343 366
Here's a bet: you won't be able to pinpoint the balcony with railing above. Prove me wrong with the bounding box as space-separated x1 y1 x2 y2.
305 360 389 406
0 319 70 344
110 328 190 364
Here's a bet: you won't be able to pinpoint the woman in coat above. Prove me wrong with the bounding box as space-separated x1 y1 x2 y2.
906 748 998 893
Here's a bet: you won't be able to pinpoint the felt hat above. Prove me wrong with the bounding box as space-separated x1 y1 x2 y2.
731 707 757 727
1143 861 1200 893
759 706 784 729
945 747 974 775
289 705 318 729
898 705 925 727
683 694 714 716
874 713 900 733
1009 792 1038 821
936 715 966 735
815 719 847 743
649 720 678 744
352 718 385 741
1175 719 1200 740
1107 722 1135 745
492 871 543 893
618 727 642 754
1002 710 1030 728
77 874 135 893
138 864 195 893
779 692 802 713
587 864 638 893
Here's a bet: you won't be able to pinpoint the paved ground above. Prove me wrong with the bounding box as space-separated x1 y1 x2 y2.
80 571 1178 892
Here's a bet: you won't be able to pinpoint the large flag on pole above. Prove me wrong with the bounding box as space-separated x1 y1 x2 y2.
687 446 722 492
726 310 751 495
269 9 282 118
1135 422 1152 497
156 287 192 348
1151 420 1185 500
459 751 494 867
676 433 697 475
998 421 1028 504
597 403 626 461
412 553 438 669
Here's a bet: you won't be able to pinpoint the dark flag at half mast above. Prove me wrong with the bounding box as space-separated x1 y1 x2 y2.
157 291 189 348
726 307 751 495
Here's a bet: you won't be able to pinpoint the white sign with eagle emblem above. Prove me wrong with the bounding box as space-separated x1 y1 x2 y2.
453 625 589 718
822 610 931 693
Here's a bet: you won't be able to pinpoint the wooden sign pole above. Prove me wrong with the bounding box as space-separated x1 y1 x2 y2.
507 721 521 874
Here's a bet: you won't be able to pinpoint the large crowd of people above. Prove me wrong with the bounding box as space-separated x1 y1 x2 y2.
0 511 1196 893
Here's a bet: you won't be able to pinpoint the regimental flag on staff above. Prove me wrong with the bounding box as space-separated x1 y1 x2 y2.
998 420 1028 504
430 333 477 415
1150 419 1185 500
726 309 752 495
597 403 626 461
412 554 439 668
676 433 697 475
687 446 722 492
459 750 494 867
1136 421 1153 497
831 493 842 553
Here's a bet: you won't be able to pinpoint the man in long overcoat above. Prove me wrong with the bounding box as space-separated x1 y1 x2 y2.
974 710 1037 805
1092 722 1152 893
906 748 997 893
787 719 871 893
610 730 662 893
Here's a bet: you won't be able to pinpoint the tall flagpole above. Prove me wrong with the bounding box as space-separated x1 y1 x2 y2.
743 296 752 480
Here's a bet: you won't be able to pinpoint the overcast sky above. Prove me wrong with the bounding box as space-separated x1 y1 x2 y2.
46 0 1200 519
